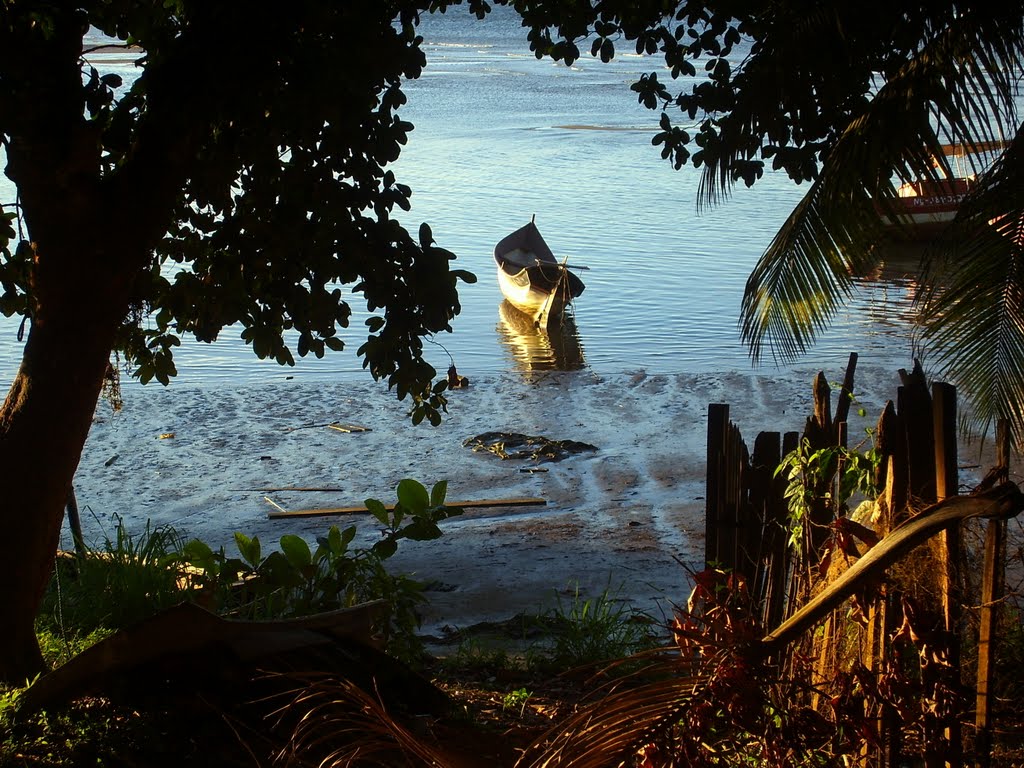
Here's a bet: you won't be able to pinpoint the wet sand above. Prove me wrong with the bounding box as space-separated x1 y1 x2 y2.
74 364 1016 635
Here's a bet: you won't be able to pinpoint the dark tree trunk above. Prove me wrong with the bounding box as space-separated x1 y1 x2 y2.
0 258 132 683
0 7 201 683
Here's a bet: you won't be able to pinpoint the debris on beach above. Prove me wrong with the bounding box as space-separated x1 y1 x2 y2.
447 364 470 389
283 421 371 433
327 422 371 433
463 431 597 462
265 496 546 519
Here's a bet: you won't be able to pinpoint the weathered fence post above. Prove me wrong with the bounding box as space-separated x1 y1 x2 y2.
900 361 937 504
706 404 729 568
933 381 962 768
750 431 785 628
974 419 1010 768
806 372 834 558
874 400 907 766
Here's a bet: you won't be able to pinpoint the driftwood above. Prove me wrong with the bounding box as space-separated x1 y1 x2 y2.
760 482 1024 654
267 497 547 519
19 600 443 714
231 486 348 492
283 421 371 433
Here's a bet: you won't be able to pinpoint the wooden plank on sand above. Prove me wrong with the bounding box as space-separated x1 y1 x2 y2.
267 497 547 519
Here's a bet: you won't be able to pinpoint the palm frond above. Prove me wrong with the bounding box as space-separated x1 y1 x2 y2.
918 127 1024 446
517 653 701 768
737 94 914 364
739 180 876 364
270 672 451 768
739 5 1024 364
896 7 1024 185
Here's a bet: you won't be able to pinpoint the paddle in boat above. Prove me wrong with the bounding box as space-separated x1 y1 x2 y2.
493 217 585 328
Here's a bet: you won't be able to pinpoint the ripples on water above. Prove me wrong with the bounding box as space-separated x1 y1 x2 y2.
0 8 922 388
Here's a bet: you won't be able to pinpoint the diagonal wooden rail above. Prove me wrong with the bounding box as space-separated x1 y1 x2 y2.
760 482 1024 654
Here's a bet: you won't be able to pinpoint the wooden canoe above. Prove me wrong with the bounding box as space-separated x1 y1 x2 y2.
494 218 585 327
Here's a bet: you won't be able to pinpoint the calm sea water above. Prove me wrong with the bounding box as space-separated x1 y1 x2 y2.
0 8 922 389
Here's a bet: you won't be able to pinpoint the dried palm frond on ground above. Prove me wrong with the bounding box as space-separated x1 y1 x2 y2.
270 673 457 767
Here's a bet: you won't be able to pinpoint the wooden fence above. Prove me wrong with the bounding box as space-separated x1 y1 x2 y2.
705 352 1018 768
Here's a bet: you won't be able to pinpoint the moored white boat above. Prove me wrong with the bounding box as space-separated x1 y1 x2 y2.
493 218 585 327
880 178 970 240
879 141 1008 240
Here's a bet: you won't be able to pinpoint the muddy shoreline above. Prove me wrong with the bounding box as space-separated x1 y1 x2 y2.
72 366 1014 634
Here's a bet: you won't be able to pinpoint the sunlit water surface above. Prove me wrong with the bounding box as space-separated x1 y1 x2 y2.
0 8 924 389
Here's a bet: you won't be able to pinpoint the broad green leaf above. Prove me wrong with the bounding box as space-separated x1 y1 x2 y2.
372 538 398 559
279 534 312 569
397 478 429 515
404 519 442 541
430 480 448 507
234 532 261 567
181 538 214 565
365 498 390 526
327 525 344 555
261 551 304 588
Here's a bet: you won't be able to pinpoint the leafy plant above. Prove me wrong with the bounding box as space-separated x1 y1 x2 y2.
38 517 188 640
439 637 523 678
35 626 114 671
502 687 532 715
0 682 26 725
177 479 462 661
541 583 659 668
365 478 460 558
775 439 881 554
518 570 864 768
37 480 460 667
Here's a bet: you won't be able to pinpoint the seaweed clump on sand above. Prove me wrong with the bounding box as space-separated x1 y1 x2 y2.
463 432 597 463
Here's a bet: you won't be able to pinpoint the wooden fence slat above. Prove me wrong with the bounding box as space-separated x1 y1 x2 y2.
933 383 959 501
722 423 743 572
706 404 730 568
833 352 859 442
750 431 781 621
932 382 962 768
975 419 1010 768
899 362 937 503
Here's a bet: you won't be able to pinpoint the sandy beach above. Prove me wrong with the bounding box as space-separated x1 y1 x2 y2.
72 362 1017 636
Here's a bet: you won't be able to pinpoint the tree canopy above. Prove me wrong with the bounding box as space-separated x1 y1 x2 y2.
0 0 493 682
1 2 479 422
495 0 1024 441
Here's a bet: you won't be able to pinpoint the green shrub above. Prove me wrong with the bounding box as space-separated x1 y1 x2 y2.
38 518 187 638
540 582 659 669
38 480 461 666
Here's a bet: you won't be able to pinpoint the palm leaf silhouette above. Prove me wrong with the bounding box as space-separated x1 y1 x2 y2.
737 7 1024 369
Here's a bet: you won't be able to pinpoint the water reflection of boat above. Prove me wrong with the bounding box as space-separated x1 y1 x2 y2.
860 241 929 281
497 300 586 372
494 217 585 327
